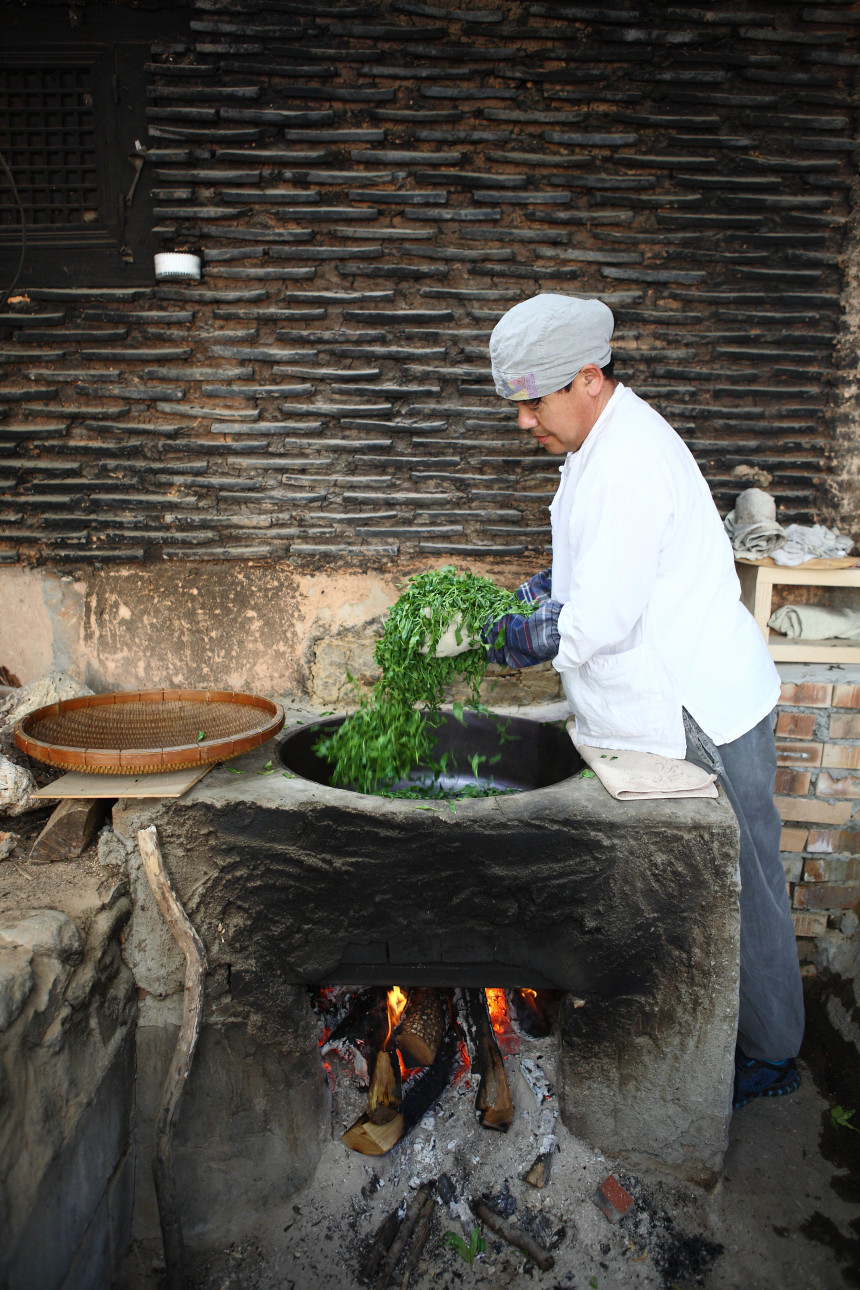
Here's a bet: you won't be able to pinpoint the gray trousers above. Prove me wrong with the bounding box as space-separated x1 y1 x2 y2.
684 710 805 1061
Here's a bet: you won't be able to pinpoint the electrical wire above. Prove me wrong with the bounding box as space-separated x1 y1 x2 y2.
0 147 27 305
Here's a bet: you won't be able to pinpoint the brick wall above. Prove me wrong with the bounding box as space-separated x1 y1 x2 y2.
776 673 860 971
1 0 859 568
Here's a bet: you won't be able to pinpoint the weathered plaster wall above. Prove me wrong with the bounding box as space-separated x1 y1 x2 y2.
0 556 562 704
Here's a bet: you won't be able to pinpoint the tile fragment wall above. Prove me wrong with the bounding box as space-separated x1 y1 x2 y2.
1 0 858 568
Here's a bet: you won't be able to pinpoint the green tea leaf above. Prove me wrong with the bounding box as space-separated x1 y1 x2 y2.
831 1105 860 1132
579 769 596 779
314 567 534 796
197 730 206 743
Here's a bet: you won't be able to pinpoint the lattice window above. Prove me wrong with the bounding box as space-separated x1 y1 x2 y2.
0 64 100 229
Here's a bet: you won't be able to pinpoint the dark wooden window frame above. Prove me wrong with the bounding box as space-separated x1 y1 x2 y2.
0 4 188 288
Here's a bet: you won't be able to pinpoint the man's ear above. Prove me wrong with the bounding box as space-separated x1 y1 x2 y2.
579 363 605 394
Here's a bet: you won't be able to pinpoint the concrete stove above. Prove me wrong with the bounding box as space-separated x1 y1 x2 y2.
115 707 741 1248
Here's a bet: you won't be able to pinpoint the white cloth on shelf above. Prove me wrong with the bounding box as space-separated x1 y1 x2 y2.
723 487 786 559
768 605 860 641
770 523 854 566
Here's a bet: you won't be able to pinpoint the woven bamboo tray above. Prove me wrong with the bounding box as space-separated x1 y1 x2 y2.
14 689 285 774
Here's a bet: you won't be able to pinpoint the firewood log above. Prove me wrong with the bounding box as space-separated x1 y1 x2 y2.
463 989 514 1132
368 1046 402 1125
470 1199 554 1271
29 797 111 864
396 988 445 1067
343 1030 459 1156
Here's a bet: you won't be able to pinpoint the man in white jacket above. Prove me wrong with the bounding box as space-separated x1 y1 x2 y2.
480 293 804 1109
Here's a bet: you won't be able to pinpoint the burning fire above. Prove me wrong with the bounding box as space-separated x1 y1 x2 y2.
485 987 519 1056
385 985 408 1046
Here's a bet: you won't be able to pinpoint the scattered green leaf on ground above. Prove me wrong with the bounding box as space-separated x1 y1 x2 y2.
439 1226 485 1267
831 1105 860 1132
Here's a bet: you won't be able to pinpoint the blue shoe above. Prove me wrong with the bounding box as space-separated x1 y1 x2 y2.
733 1048 801 1109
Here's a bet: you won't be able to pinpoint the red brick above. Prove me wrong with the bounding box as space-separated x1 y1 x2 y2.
793 882 859 910
793 911 828 936
803 857 860 883
779 682 833 707
833 684 860 709
815 771 860 799
776 712 817 740
594 1175 634 1222
777 742 823 768
780 826 808 852
830 714 860 740
775 796 852 826
822 745 860 770
775 769 812 795
806 829 860 855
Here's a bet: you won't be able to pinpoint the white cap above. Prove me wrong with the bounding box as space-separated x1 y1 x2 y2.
489 293 614 400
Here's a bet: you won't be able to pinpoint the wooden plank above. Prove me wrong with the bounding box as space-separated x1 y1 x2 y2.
33 766 211 800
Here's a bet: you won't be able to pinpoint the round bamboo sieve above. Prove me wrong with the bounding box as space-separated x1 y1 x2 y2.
14 688 285 774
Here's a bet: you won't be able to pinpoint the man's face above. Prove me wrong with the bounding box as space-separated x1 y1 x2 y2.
514 365 606 454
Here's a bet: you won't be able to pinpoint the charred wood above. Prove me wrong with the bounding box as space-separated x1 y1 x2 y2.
358 1207 401 1285
374 1180 436 1289
509 988 562 1038
463 989 514 1131
470 1198 555 1272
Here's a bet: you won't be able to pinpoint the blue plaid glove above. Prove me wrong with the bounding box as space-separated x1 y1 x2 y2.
515 567 553 605
482 600 562 669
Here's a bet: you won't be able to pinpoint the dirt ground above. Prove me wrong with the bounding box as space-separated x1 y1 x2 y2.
114 998 860 1290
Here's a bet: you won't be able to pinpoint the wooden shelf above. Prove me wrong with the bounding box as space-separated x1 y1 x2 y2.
736 558 860 665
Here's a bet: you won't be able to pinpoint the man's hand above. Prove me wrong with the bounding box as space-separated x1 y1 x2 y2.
482 600 563 669
419 611 483 658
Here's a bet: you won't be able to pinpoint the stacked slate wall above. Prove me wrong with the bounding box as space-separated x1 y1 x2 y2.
1 0 859 569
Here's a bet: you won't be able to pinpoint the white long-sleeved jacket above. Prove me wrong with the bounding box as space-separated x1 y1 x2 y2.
551 383 780 756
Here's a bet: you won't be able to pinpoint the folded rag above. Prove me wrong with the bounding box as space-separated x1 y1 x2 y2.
770 523 854 567
724 487 786 559
768 604 860 641
568 721 718 800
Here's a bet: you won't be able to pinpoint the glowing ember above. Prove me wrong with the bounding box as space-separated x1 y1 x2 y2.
484 987 519 1056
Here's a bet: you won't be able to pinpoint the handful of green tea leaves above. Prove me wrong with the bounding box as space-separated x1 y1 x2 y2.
315 566 531 794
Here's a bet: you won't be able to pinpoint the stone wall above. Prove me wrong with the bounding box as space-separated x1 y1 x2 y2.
0 870 137 1290
1 0 859 571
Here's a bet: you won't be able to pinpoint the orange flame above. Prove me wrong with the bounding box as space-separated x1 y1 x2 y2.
385 986 407 1046
485 987 519 1056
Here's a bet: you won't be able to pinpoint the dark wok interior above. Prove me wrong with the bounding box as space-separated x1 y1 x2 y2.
279 709 583 795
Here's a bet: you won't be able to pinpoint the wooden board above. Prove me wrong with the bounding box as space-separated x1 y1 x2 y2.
34 765 212 800
736 556 859 570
